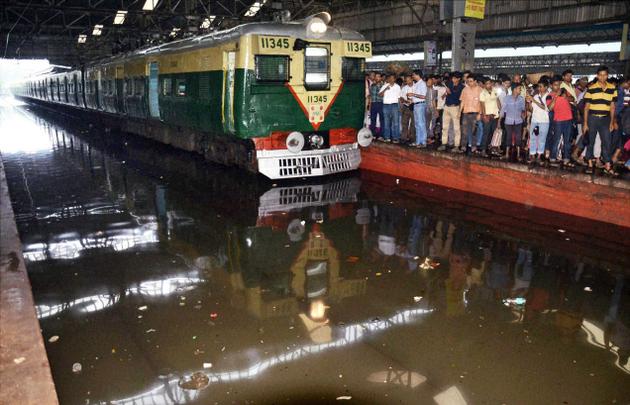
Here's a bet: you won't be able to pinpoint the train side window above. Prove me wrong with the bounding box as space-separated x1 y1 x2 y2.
342 58 365 81
255 55 289 82
125 78 133 96
304 46 330 91
135 78 145 96
162 78 172 96
175 79 187 97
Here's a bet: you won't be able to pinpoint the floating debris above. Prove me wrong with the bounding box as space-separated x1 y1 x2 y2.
203 362 213 369
72 362 82 373
48 335 60 343
178 371 209 390
336 396 352 401
145 329 156 334
138 305 148 311
13 357 26 365
210 313 218 319
413 296 422 302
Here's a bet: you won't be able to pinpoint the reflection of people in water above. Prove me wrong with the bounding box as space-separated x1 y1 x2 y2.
429 220 455 260
486 240 512 300
604 276 630 367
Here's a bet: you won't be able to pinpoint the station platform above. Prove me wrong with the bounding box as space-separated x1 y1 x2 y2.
0 159 58 405
360 143 630 229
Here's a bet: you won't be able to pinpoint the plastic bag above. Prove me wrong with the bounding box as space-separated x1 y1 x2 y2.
491 128 503 148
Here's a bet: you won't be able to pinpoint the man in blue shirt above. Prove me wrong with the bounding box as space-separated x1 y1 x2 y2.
406 70 428 147
438 72 465 152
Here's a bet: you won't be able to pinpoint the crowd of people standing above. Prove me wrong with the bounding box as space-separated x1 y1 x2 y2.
365 66 630 177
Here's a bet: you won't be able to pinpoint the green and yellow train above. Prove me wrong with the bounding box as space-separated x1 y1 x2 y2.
13 14 374 179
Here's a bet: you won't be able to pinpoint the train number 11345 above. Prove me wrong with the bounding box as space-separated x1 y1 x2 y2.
260 36 290 50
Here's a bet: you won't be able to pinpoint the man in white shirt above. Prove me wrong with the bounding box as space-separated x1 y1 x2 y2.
406 70 428 147
379 74 402 143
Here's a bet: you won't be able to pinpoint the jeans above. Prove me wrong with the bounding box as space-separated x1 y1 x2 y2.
413 102 427 145
550 119 572 161
480 117 497 151
462 112 478 148
441 105 461 147
586 115 612 164
369 102 383 135
382 103 400 141
529 121 549 155
475 120 483 147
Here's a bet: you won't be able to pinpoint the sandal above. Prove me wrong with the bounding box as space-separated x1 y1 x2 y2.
585 166 594 174
603 168 619 177
564 162 576 168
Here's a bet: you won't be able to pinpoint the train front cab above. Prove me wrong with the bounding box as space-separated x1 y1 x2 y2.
237 31 373 179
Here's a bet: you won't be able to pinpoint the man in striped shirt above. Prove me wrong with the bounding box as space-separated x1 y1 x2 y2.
583 65 618 176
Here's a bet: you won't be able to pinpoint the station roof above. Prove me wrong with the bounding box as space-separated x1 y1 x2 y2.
1 0 628 67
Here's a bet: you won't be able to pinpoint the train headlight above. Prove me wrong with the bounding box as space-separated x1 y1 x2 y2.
357 127 373 147
309 133 325 149
307 18 327 35
305 12 330 37
286 131 305 153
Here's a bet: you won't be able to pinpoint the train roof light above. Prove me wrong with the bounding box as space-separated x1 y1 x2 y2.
77 35 87 44
92 24 103 36
113 10 128 25
200 16 216 29
244 0 268 17
142 0 158 11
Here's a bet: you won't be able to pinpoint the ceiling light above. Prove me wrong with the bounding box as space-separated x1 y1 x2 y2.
244 0 268 17
200 15 216 29
142 0 158 11
92 24 103 36
113 10 127 25
77 34 87 43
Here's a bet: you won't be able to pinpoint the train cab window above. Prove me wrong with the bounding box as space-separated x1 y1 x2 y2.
341 58 365 81
304 46 330 91
255 55 289 82
162 78 172 96
175 79 187 97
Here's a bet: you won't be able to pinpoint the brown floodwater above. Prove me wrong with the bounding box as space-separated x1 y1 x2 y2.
1 103 629 405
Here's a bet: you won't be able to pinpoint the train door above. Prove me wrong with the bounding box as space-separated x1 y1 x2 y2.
97 70 104 110
148 61 160 119
222 50 236 133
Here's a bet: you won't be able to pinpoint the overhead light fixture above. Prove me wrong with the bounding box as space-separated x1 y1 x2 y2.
169 27 181 37
200 15 216 29
92 24 103 36
113 10 127 25
142 0 158 11
77 34 87 43
244 0 268 17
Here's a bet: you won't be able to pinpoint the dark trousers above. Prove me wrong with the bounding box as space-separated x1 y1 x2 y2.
370 102 383 135
586 115 612 164
462 112 478 148
480 117 497 151
401 106 415 142
550 120 572 161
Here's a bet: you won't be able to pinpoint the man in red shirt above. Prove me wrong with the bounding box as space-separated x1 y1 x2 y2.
547 76 574 166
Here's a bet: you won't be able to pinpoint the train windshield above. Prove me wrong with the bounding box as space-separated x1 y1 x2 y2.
304 46 329 90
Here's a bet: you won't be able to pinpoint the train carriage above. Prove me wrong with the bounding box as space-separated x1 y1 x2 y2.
14 14 374 180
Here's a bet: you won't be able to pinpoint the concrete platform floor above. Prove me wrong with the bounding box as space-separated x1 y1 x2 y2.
0 158 58 404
